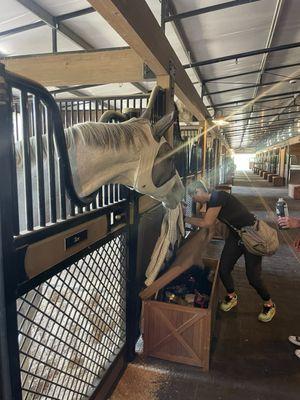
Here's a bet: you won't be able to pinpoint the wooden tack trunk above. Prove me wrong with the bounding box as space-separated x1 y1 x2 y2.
140 230 219 371
263 171 269 179
272 176 285 186
288 184 300 199
268 173 278 182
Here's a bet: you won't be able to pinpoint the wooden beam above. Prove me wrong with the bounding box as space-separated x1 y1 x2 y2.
87 0 209 121
1 49 144 86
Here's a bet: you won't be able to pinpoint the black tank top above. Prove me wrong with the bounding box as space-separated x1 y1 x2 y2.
207 190 255 229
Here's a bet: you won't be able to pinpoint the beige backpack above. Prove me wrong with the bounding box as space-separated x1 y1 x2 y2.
225 219 279 256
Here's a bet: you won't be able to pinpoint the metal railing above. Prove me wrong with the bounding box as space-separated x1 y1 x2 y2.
17 235 127 400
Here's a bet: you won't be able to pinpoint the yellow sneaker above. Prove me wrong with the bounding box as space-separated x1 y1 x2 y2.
220 294 238 312
258 304 276 322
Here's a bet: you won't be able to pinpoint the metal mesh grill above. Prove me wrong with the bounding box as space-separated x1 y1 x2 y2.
17 234 127 400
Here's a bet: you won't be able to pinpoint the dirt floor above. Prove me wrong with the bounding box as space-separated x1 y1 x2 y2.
111 171 300 400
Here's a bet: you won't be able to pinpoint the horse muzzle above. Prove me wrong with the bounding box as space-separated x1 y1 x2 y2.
162 175 185 209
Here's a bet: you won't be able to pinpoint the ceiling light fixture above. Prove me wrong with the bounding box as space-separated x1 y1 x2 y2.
211 111 230 126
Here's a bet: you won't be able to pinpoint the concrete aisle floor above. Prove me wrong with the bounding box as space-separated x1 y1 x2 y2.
111 171 300 400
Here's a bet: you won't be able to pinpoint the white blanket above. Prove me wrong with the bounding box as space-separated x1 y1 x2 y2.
145 205 185 286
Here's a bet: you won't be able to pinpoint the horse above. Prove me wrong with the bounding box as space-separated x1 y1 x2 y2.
15 86 184 232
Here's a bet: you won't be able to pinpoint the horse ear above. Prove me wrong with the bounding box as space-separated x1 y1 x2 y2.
153 109 177 141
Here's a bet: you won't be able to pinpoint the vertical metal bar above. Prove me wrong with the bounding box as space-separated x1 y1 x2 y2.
101 99 104 116
107 185 111 205
120 185 128 200
59 158 67 220
75 101 78 123
114 99 117 111
75 101 79 124
64 101 67 128
20 90 34 231
70 102 74 125
117 184 121 202
161 0 167 32
33 96 46 227
76 100 80 124
70 202 75 216
14 103 19 141
203 120 207 177
83 100 86 122
52 28 57 53
95 100 99 121
0 64 23 400
104 185 108 206
133 98 136 109
46 108 57 223
126 190 139 361
126 98 129 108
98 187 103 208
89 100 92 120
28 97 34 137
113 184 117 203
8 94 20 236
140 98 144 115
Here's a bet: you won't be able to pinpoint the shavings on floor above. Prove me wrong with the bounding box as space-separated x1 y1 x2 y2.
110 363 169 400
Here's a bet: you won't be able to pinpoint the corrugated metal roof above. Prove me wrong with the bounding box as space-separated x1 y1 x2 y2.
1 0 299 149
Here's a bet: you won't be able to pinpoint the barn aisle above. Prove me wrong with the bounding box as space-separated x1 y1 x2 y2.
111 171 300 400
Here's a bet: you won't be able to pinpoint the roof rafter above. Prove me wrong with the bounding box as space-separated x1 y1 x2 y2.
209 79 296 96
183 41 300 69
16 0 93 50
228 110 300 123
241 0 285 147
209 91 300 107
87 0 209 121
165 0 215 111
204 61 300 83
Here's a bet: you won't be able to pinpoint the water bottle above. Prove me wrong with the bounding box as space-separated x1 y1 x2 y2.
276 198 289 229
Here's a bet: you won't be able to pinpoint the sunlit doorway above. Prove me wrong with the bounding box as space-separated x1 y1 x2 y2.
234 154 254 171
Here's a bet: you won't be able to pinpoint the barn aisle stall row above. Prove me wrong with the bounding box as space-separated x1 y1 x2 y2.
0 64 227 399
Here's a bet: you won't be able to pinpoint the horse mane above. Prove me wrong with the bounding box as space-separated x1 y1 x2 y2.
15 118 151 167
66 118 150 150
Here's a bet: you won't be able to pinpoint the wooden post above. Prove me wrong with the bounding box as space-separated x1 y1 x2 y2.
157 74 174 146
198 125 202 178
214 138 220 186
202 120 207 177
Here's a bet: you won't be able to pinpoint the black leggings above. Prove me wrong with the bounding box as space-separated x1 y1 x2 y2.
219 231 271 301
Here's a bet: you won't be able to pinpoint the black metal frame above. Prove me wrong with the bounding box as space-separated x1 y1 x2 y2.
209 90 300 108
164 0 262 22
0 63 179 400
0 65 142 400
162 0 215 109
204 61 300 84
6 70 96 207
0 64 23 400
183 41 300 69
207 79 297 96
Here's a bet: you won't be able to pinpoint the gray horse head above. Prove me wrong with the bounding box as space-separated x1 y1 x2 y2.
94 86 184 209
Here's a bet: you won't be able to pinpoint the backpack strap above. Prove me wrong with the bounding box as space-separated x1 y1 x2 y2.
220 218 240 234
